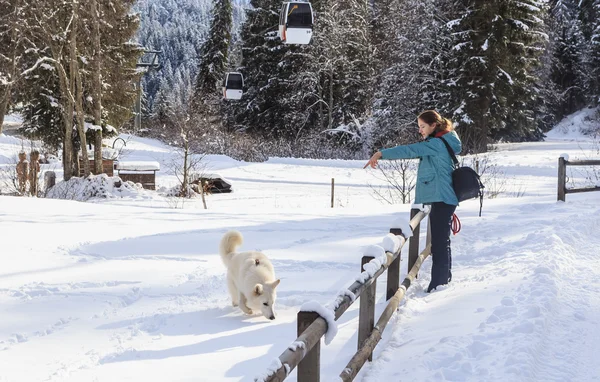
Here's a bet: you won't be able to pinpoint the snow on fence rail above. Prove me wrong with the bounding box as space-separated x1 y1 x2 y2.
256 207 432 382
557 157 600 201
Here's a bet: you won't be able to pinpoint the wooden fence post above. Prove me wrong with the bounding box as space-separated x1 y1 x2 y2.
200 179 208 209
358 256 376 362
44 171 56 196
331 178 335 208
558 157 566 202
386 228 402 300
297 311 321 382
407 207 421 275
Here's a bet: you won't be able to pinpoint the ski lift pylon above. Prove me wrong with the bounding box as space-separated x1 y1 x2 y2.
278 2 313 45
222 72 244 100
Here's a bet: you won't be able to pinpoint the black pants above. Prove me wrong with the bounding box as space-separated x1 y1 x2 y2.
427 202 457 292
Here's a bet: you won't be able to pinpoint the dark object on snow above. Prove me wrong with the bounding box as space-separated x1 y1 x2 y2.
192 175 233 194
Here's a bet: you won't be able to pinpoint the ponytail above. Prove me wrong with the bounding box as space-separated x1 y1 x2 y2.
440 117 454 132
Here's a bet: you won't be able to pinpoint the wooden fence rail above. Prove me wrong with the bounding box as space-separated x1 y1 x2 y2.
260 207 430 382
557 157 600 201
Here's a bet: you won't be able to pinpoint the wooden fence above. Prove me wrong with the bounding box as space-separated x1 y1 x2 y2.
259 207 432 382
557 157 600 201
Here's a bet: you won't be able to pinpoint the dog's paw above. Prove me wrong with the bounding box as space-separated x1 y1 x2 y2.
232 301 239 307
246 309 253 315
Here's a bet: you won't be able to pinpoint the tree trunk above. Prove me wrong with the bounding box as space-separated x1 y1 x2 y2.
181 131 189 197
329 66 334 129
0 95 8 135
75 67 90 176
72 4 89 176
90 0 103 174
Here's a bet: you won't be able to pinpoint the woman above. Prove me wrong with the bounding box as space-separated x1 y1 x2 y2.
364 110 462 292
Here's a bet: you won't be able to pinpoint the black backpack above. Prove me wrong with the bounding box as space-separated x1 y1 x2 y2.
439 137 485 216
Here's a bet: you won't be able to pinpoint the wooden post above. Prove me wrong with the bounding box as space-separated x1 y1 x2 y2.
297 311 321 382
407 207 421 275
475 160 480 174
44 171 56 196
331 178 334 208
200 179 208 209
558 157 566 202
358 256 376 362
386 228 402 300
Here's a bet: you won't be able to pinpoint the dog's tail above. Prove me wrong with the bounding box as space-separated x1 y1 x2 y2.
219 230 243 268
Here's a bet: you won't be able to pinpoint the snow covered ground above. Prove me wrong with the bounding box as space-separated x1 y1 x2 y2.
1 109 599 382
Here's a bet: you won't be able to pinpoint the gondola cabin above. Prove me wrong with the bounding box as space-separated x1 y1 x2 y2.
222 72 244 100
278 2 313 45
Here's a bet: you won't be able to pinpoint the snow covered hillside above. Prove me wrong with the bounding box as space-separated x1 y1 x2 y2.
1 110 599 382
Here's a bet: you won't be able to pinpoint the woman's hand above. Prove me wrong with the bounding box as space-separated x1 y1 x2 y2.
363 151 382 169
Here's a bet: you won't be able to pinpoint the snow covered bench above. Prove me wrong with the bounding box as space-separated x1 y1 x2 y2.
114 160 160 190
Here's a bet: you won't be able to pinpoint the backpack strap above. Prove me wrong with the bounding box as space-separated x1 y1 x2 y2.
438 136 459 168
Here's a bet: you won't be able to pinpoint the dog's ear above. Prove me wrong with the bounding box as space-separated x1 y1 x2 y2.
254 284 263 296
271 279 281 289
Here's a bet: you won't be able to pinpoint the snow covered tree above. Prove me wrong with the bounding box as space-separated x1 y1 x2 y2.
229 0 288 136
369 0 454 151
328 0 373 128
445 0 548 153
189 0 233 147
588 0 600 103
548 0 587 118
135 0 211 117
18 0 142 179
0 0 38 134
193 0 232 100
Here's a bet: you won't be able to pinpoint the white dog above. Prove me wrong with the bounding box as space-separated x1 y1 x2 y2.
219 230 280 320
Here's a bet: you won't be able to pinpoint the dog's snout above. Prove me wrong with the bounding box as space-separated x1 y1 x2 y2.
269 315 275 320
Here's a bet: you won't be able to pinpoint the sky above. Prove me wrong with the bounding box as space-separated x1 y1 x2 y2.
0 107 599 382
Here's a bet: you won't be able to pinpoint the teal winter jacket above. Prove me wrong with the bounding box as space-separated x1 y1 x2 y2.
379 131 462 206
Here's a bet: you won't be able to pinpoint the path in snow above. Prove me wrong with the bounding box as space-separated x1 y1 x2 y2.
359 196 600 382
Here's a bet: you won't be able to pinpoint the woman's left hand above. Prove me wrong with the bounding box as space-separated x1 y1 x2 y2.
363 151 382 169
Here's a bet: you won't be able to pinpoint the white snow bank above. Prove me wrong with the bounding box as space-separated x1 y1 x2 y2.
46 173 151 201
546 107 599 139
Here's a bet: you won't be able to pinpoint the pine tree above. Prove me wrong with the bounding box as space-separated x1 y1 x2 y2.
370 0 454 150
589 0 600 103
136 0 212 115
194 0 233 99
446 0 548 153
548 0 586 118
230 0 288 136
333 0 373 127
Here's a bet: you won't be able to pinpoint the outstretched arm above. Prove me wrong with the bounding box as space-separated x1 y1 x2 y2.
380 139 444 160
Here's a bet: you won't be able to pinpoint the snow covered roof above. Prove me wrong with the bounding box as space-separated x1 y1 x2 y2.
115 160 160 171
